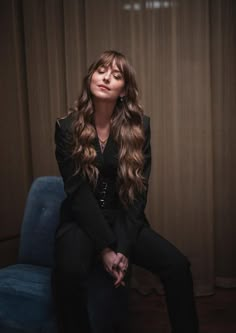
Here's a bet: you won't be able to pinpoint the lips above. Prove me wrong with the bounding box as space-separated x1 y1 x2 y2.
98 84 110 91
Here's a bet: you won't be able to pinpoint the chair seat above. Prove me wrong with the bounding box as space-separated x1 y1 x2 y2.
0 264 57 333
0 177 129 332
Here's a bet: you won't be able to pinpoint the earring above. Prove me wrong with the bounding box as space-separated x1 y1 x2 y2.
119 96 125 103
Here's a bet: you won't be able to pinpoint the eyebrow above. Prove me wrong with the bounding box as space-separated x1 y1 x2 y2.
113 68 122 73
99 64 122 73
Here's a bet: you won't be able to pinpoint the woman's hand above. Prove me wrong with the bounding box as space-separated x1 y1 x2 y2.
100 248 126 287
113 252 129 275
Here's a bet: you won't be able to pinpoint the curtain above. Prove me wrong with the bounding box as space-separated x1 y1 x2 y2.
0 0 235 296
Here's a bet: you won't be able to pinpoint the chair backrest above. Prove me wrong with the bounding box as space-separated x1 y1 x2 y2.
18 176 65 267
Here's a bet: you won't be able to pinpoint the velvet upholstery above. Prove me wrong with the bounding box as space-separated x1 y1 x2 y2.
18 177 65 267
0 177 64 333
0 176 128 333
0 264 56 333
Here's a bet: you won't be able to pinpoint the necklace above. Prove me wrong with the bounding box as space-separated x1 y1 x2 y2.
98 137 108 153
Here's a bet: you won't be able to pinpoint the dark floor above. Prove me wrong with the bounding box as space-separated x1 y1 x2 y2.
128 288 236 333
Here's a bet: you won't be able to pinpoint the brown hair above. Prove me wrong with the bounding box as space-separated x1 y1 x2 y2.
71 50 146 206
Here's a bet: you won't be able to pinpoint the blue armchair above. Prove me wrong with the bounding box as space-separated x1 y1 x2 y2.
0 176 128 333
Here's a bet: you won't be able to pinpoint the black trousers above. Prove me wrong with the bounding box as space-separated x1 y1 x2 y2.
52 224 199 333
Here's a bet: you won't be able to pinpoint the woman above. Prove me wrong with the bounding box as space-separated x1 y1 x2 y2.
52 50 199 333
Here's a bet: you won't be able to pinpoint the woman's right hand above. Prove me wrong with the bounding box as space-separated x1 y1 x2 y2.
100 248 126 287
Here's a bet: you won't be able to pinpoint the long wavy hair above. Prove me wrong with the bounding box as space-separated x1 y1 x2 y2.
70 50 146 206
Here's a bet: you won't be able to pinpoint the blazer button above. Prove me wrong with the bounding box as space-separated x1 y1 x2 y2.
100 190 106 198
101 182 108 190
99 199 105 208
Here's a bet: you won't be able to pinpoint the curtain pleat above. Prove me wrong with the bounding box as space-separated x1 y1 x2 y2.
210 0 236 288
22 0 66 176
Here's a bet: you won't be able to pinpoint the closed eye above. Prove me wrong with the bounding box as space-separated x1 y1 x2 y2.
97 66 106 74
113 73 122 80
96 66 123 80
113 70 123 80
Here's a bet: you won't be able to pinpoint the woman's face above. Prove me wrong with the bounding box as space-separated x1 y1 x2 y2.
90 61 125 102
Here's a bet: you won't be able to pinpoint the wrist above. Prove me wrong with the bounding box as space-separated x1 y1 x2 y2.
100 247 112 255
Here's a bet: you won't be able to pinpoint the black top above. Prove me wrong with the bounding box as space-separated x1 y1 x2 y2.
54 112 152 257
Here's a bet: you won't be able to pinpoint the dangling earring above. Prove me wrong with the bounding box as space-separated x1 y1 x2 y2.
119 96 125 103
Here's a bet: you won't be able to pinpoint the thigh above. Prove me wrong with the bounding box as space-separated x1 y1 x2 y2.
131 226 190 275
54 222 95 276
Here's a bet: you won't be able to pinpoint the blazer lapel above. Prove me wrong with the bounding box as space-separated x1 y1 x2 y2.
93 137 103 168
93 134 119 170
103 136 119 168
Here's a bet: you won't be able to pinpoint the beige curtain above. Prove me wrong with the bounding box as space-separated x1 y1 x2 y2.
0 0 235 296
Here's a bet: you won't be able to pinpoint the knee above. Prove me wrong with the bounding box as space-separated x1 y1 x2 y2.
52 266 91 295
54 260 92 282
165 252 191 279
54 235 93 281
174 253 191 271
54 244 92 282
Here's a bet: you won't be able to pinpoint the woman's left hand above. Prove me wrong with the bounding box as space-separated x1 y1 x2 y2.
112 252 129 276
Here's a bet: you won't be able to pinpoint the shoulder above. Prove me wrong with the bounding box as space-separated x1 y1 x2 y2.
142 114 150 132
54 112 77 147
56 111 76 133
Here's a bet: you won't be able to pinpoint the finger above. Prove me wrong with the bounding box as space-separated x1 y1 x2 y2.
114 271 125 287
113 254 122 267
115 278 126 288
123 258 128 266
116 253 123 259
111 267 120 280
106 264 119 278
117 253 127 262
118 261 125 271
119 259 128 271
112 263 119 271
118 262 128 273
113 270 122 285
114 277 123 287
113 268 126 288
111 259 119 271
115 281 126 288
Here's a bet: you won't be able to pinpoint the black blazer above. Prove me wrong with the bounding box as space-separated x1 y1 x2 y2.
54 112 151 257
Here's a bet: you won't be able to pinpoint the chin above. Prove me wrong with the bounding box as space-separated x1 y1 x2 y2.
92 93 117 103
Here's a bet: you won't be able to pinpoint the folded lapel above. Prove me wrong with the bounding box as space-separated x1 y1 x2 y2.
93 137 103 168
93 135 119 171
103 136 119 167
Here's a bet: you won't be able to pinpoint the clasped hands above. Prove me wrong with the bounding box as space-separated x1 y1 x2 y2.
100 247 128 288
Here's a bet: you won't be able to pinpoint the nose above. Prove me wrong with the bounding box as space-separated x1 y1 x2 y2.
103 70 111 83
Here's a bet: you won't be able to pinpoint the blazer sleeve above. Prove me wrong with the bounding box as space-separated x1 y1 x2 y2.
115 116 152 256
55 119 116 252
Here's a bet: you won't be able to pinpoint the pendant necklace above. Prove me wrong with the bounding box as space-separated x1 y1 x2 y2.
99 137 108 153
